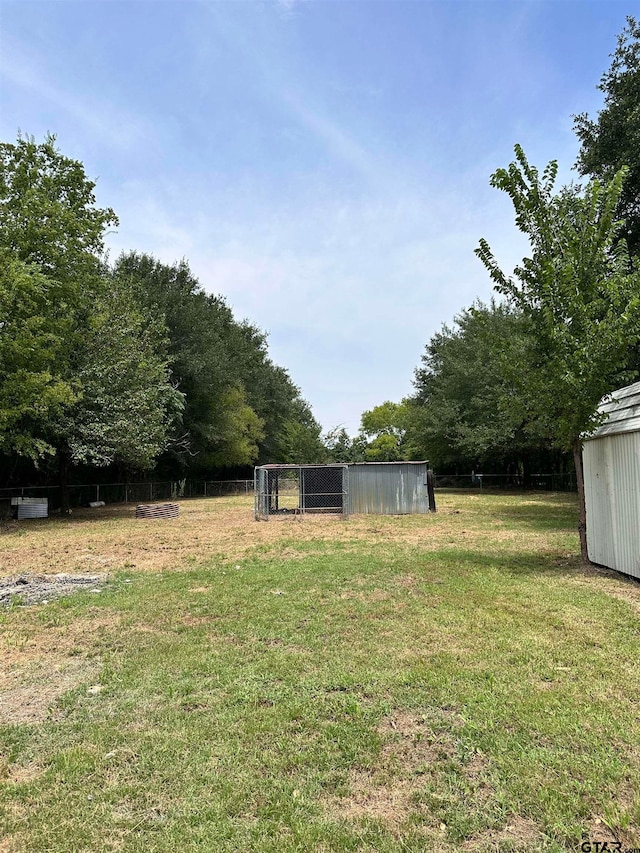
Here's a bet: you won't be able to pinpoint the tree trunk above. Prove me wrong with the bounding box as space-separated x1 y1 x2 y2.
572 439 590 564
59 447 71 517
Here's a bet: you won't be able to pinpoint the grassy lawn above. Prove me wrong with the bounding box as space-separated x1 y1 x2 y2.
1 491 639 851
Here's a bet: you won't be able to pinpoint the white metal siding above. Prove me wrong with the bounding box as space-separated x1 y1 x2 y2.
584 431 640 578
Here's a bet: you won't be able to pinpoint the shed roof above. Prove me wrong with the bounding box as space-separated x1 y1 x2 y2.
585 380 640 440
256 461 429 469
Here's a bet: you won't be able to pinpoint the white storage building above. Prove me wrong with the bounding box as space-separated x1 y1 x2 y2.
583 380 640 578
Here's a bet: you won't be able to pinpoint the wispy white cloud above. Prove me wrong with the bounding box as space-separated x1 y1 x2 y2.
273 0 307 15
196 2 389 190
103 168 532 433
0 38 152 153
279 89 385 189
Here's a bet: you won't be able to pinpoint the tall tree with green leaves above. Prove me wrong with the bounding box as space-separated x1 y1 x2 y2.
409 301 549 475
112 252 266 472
278 398 327 464
0 134 118 291
324 427 360 463
0 252 75 460
113 252 310 472
58 277 184 473
574 16 640 254
0 136 180 509
0 134 119 497
476 145 640 561
358 401 411 462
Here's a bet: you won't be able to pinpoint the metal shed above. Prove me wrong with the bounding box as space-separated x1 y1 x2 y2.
347 462 433 515
583 380 640 578
254 461 435 520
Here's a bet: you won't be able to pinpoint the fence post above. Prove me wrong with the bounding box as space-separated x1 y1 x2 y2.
427 469 437 513
96 484 100 503
149 483 153 502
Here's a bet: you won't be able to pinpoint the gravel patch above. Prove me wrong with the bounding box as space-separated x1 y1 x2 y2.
0 573 108 606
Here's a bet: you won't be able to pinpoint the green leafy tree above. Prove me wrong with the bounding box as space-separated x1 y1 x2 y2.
0 252 75 460
0 136 180 510
113 252 316 472
0 133 117 294
324 427 358 463
226 321 306 464
113 253 267 472
409 301 549 475
358 401 411 461
278 398 327 464
574 16 640 253
0 134 120 503
476 145 640 561
200 386 265 468
58 277 184 472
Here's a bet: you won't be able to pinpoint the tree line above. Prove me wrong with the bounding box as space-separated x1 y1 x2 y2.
0 135 326 509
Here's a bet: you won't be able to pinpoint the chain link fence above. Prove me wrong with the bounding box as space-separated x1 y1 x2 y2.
255 465 349 521
433 473 577 490
0 479 254 518
0 471 576 520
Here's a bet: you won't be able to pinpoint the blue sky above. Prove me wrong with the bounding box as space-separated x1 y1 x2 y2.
0 0 630 435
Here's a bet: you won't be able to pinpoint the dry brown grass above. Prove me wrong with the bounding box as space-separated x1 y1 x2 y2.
323 710 450 828
461 817 543 850
0 492 577 577
326 710 475 825
324 709 549 848
0 609 113 724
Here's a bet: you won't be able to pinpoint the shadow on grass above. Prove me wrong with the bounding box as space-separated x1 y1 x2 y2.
475 490 577 533
421 544 640 592
419 544 581 580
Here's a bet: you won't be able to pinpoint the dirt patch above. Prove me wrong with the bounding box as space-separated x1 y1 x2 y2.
395 574 418 588
338 589 391 603
0 657 100 724
0 612 113 724
378 711 457 768
180 615 213 627
324 710 468 828
0 836 25 853
583 817 621 848
462 816 542 850
327 774 417 826
0 573 107 606
1 761 44 784
323 708 505 839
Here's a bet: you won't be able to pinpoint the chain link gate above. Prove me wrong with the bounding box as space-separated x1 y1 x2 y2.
254 465 349 521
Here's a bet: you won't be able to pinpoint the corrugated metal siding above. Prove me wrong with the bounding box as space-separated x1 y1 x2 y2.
17 500 48 519
347 463 429 515
584 431 640 579
588 380 640 438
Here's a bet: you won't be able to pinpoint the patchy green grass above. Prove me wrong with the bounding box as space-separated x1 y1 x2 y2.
1 491 639 851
